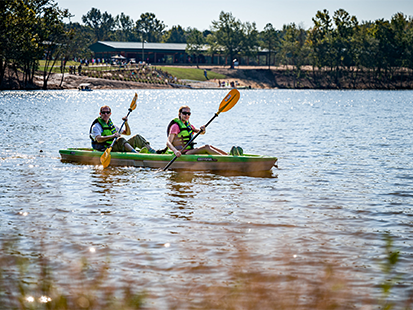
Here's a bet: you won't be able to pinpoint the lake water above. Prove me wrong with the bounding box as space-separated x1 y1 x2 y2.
1 89 412 307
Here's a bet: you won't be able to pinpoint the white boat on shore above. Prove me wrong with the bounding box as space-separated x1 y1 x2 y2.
78 83 92 91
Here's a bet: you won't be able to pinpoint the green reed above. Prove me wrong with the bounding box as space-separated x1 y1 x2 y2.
379 233 402 310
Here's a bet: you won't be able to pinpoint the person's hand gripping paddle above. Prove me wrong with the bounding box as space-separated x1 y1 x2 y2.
100 93 138 168
162 89 240 171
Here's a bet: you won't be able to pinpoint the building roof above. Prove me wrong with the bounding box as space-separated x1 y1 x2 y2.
89 41 268 56
90 41 190 52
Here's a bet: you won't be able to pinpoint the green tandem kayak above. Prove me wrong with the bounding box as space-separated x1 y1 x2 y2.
59 148 278 172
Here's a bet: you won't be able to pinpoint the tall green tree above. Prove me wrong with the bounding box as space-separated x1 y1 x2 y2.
371 19 396 75
116 12 135 41
163 25 187 43
403 17 413 70
0 0 70 89
205 33 221 64
260 23 279 69
390 13 409 68
0 0 8 86
185 28 205 67
64 22 94 59
1 0 22 86
82 8 115 41
82 8 102 40
135 13 166 43
278 23 308 67
332 9 358 70
1 0 41 88
36 1 71 89
308 9 334 71
211 11 244 68
351 21 376 70
330 9 358 86
347 21 373 87
278 23 309 87
307 9 336 87
240 22 259 65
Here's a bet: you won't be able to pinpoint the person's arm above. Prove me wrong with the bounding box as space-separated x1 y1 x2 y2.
167 123 183 157
96 133 120 143
167 133 181 157
92 123 119 143
121 116 131 135
193 125 206 135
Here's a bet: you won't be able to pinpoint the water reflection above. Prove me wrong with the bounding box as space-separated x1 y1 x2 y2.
165 171 196 221
167 170 198 185
210 168 279 178
88 166 145 193
89 167 119 194
163 168 278 223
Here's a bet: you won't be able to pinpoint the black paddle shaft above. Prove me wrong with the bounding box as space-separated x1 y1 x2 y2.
108 108 133 149
163 113 219 171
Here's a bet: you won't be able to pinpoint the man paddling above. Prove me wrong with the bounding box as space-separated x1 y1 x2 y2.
90 105 159 153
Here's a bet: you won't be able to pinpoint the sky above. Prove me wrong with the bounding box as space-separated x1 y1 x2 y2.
56 0 413 31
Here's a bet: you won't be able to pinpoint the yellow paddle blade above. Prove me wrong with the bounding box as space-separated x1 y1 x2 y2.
130 93 138 110
218 89 240 114
100 147 112 168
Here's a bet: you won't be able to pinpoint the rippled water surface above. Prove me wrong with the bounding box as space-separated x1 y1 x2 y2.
1 89 412 306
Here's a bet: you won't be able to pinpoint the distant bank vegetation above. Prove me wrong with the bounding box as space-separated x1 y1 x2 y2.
2 0 413 89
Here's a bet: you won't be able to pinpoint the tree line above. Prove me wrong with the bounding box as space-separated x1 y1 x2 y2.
1 0 72 89
2 0 413 89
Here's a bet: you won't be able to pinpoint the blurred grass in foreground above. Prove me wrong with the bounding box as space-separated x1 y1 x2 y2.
0 238 145 310
0 234 411 310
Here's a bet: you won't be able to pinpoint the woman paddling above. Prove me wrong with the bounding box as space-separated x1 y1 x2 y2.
166 105 228 157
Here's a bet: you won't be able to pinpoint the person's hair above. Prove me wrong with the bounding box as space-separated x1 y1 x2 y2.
178 105 190 115
100 105 111 113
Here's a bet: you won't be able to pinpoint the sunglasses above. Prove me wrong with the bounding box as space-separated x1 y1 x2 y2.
181 111 191 116
101 111 111 114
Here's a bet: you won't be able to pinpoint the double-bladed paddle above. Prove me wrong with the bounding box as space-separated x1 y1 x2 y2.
162 89 240 171
100 93 138 168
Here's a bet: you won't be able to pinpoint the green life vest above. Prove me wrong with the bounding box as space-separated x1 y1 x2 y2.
167 118 194 150
89 117 117 150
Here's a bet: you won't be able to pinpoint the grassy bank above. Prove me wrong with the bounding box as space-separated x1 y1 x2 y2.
155 66 226 81
37 61 227 81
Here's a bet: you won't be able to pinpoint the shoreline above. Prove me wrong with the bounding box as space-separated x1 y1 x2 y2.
3 65 413 90
37 70 265 90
